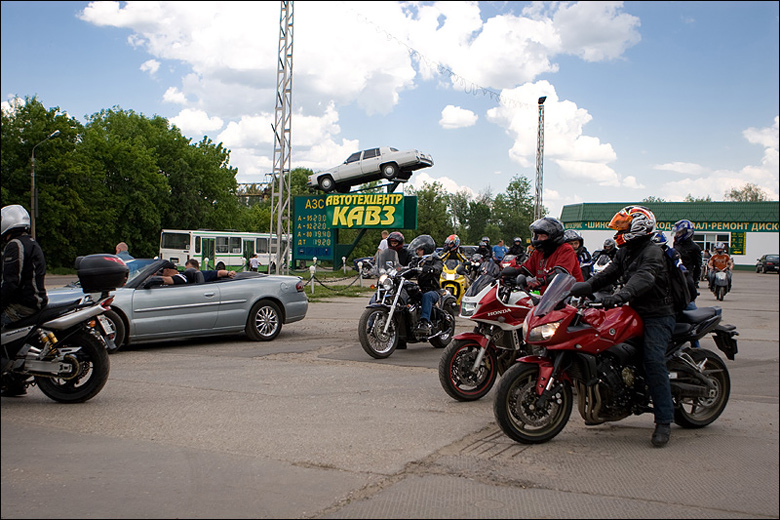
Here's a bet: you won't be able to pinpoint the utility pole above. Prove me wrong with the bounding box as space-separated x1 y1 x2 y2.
269 1 294 275
534 96 546 221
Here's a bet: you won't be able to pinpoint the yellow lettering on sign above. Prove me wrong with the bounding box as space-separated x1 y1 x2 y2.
364 206 382 225
332 206 349 226
305 198 325 210
346 206 365 227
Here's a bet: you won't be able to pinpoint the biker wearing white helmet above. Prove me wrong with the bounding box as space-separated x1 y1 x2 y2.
2 204 49 396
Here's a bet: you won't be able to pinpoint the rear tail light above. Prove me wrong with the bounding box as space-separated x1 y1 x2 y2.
295 280 304 292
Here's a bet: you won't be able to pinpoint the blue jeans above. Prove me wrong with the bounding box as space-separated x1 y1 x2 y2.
420 291 439 323
642 315 676 425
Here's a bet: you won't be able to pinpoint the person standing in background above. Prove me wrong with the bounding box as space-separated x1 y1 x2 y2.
492 239 507 262
115 242 133 262
374 230 389 262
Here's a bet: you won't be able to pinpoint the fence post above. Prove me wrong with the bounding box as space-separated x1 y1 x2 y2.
309 264 316 295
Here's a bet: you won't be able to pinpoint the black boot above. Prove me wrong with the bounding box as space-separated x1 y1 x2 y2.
651 423 671 447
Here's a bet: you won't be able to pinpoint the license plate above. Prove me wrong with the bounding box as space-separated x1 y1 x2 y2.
97 315 116 335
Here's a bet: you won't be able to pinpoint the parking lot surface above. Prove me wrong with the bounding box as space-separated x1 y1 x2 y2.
2 270 778 518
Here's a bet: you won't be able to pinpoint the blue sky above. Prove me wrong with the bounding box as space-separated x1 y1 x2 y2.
2 1 778 218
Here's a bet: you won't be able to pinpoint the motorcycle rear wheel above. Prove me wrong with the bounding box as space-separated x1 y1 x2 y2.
429 308 456 349
716 286 726 301
438 339 497 401
493 362 573 444
673 349 730 428
358 308 399 359
35 331 110 403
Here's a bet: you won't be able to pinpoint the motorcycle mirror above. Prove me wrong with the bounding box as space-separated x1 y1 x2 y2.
515 274 527 287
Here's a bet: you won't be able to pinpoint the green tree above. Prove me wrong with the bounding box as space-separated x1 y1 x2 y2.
642 196 667 203
724 183 769 202
684 194 713 202
462 194 493 245
492 175 535 243
409 181 452 243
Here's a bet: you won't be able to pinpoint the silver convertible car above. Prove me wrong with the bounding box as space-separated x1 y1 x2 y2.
47 258 308 352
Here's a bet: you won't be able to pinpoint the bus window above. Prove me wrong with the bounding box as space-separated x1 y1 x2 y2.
230 236 241 254
256 237 269 254
195 236 201 254
161 232 190 251
216 236 229 254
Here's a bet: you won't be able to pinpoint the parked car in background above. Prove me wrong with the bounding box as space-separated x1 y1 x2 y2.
756 254 779 273
47 258 308 351
307 146 433 193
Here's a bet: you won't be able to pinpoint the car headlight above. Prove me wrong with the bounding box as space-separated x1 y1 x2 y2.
527 321 562 343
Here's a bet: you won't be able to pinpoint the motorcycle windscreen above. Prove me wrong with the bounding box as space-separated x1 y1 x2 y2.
376 248 401 273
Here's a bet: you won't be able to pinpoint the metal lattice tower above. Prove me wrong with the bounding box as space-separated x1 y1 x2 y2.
269 0 294 274
534 96 546 221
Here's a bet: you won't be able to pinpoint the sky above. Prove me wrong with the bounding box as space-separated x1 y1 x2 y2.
2 1 778 219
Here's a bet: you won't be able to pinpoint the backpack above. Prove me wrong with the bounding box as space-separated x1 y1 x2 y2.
662 246 694 313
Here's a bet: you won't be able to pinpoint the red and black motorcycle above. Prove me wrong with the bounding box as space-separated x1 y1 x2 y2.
493 273 739 444
438 265 536 401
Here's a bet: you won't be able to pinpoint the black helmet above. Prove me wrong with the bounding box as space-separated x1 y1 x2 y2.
387 231 405 251
513 236 522 246
408 234 435 255
529 217 564 253
563 229 582 245
603 238 616 251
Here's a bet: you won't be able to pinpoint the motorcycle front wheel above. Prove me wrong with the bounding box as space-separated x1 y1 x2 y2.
673 349 731 428
438 339 498 401
493 362 573 444
358 307 399 359
35 331 110 403
716 286 726 301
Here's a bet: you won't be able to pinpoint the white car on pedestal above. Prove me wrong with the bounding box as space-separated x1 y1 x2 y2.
307 146 433 193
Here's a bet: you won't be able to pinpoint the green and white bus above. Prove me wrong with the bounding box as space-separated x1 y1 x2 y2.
159 229 291 272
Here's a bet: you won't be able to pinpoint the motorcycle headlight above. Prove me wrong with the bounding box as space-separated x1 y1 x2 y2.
460 301 478 317
379 274 393 291
527 321 562 343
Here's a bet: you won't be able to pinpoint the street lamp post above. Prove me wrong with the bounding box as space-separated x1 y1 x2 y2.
534 96 546 221
30 130 60 239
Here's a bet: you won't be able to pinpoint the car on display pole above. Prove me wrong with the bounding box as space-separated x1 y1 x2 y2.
307 146 433 193
47 258 308 352
755 254 779 273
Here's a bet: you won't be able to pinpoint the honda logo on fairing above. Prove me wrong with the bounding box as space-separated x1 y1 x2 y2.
487 308 512 317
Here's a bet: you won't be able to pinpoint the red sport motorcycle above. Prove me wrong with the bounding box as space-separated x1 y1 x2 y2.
438 266 537 401
493 273 739 444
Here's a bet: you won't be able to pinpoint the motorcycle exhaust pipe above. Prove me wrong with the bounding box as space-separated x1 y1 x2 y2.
671 381 712 398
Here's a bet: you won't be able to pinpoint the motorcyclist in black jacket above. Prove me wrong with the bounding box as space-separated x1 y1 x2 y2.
569 206 675 448
407 235 443 336
672 219 702 287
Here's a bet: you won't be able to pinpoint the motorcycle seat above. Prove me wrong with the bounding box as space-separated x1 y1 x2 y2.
8 299 82 329
678 306 717 324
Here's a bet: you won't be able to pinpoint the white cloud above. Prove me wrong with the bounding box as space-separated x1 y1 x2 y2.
162 87 187 105
139 59 159 76
439 105 478 129
168 108 223 136
653 162 708 176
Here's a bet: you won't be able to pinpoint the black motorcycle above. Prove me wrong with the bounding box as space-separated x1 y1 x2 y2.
1 254 128 403
358 262 458 359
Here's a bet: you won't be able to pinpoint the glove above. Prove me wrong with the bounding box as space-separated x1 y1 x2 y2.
526 277 542 290
569 282 592 297
600 294 624 309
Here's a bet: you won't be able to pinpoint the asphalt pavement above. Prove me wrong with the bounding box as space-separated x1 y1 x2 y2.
2 270 777 519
